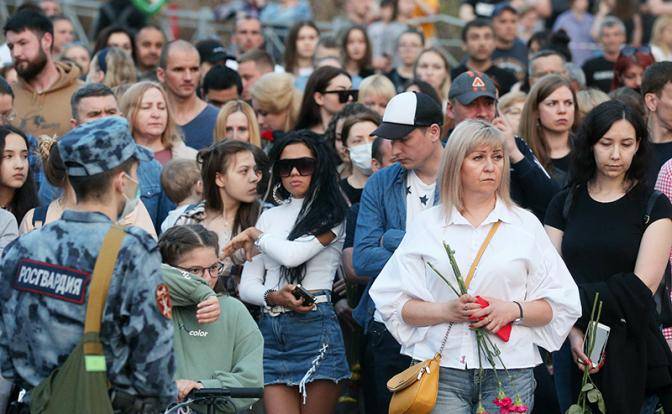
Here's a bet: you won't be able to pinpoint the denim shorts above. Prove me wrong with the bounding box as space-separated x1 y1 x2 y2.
431 366 536 413
258 293 351 391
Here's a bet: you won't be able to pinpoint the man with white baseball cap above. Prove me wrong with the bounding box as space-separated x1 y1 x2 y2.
352 91 443 413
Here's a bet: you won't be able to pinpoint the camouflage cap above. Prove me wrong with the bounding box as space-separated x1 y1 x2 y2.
58 116 151 177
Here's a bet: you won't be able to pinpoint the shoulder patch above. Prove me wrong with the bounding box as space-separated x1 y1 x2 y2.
12 259 90 304
156 284 172 319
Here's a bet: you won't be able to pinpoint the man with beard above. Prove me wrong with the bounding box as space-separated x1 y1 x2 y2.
4 9 82 138
450 19 517 95
135 24 165 81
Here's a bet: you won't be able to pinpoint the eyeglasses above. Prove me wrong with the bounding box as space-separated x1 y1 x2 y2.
621 45 652 57
176 262 224 278
322 89 359 104
276 157 317 177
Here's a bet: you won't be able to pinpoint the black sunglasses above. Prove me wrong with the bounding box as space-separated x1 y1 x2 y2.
322 89 359 104
621 45 652 57
276 157 317 177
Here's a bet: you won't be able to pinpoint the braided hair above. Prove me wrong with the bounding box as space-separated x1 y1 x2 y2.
158 224 220 267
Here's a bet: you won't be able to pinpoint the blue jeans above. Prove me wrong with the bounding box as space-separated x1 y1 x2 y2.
432 367 535 413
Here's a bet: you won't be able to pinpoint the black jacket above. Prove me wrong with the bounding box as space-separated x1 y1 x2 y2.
577 273 672 413
510 137 560 220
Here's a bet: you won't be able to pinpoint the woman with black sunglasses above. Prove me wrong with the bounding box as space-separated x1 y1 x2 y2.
295 66 358 135
227 131 350 414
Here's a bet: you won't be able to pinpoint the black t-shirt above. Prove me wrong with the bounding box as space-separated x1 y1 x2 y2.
386 68 411 93
551 154 571 173
450 63 518 95
492 39 528 81
652 141 672 176
545 183 672 285
340 178 363 205
582 56 614 93
344 203 360 249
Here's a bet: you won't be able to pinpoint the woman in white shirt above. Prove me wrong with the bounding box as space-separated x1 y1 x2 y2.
227 130 350 414
369 119 581 413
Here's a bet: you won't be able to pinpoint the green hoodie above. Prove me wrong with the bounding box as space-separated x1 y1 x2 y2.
161 264 264 412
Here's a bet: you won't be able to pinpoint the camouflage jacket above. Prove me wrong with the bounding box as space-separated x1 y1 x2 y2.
0 210 177 405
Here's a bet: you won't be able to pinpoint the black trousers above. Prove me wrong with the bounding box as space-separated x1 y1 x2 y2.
361 321 412 414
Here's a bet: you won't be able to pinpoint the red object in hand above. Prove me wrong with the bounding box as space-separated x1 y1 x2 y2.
475 296 512 342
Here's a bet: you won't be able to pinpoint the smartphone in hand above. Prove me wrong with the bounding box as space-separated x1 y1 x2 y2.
292 285 316 306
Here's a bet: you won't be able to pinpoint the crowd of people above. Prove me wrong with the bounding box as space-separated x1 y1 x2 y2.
3 0 672 413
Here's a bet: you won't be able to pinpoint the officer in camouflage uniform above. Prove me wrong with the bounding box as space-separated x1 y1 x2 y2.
0 116 177 411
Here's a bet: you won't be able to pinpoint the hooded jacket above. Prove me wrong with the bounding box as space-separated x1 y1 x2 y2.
12 61 83 138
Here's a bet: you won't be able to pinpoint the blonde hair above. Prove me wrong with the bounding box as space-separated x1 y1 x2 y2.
651 15 672 57
88 47 137 88
161 159 201 204
119 81 184 151
497 91 527 114
438 119 512 216
358 74 396 102
576 88 610 119
213 100 262 148
250 72 302 132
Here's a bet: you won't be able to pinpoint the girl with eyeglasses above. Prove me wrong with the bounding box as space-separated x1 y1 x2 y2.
229 131 350 414
159 224 264 406
174 140 266 298
295 66 357 135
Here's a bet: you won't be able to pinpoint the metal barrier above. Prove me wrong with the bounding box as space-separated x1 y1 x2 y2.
0 0 465 65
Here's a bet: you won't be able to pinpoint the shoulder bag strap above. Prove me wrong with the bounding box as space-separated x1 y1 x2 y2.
83 225 126 356
438 220 502 355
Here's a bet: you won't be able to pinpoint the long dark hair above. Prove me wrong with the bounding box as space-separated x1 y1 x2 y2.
93 25 135 57
569 100 650 190
295 66 351 131
197 140 262 236
0 126 38 223
284 21 320 74
341 25 372 74
267 130 348 284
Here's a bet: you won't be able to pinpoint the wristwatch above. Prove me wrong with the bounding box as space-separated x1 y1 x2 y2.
513 301 524 324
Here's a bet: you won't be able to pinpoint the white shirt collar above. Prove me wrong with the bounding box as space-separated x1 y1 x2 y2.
443 197 515 227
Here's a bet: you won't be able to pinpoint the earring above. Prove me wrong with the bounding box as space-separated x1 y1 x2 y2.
272 183 285 205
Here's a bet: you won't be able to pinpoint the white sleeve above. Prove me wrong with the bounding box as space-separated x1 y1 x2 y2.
257 223 343 268
239 254 267 306
523 221 582 352
369 216 436 347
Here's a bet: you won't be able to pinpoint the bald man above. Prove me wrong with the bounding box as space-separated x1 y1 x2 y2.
157 40 218 150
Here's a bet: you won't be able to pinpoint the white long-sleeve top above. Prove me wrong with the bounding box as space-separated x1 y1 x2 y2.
369 198 581 369
239 197 345 306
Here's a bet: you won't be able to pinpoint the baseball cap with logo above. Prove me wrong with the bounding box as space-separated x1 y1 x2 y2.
448 71 498 106
370 91 443 140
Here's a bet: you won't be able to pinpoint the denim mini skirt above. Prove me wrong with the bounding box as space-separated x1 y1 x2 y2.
259 292 350 397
